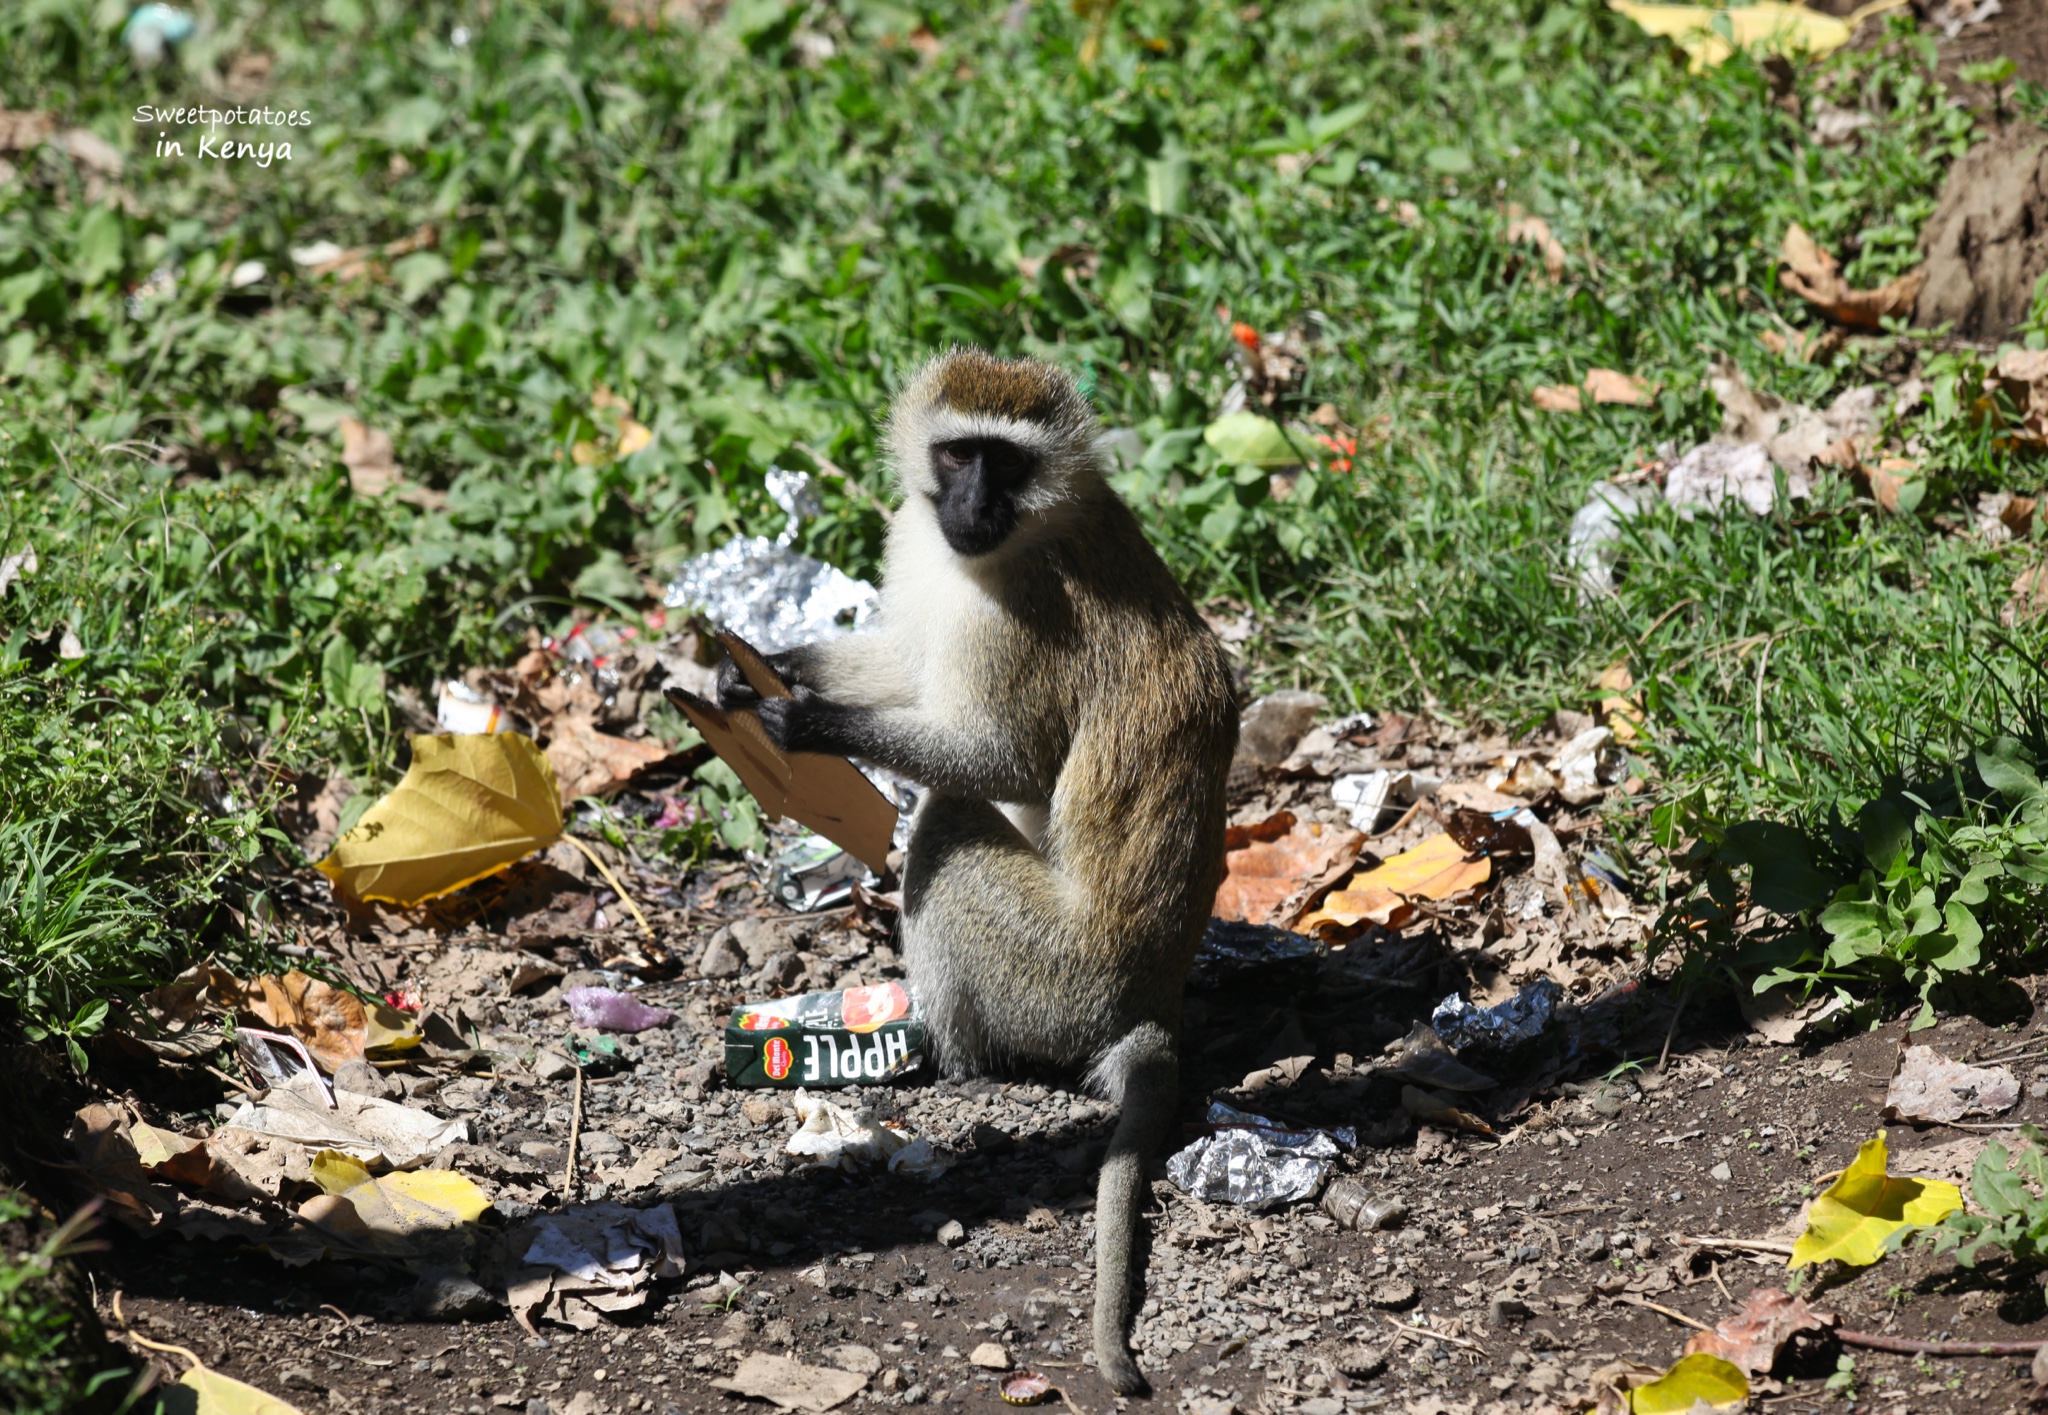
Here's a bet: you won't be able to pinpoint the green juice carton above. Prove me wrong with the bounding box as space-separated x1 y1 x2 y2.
725 981 927 1088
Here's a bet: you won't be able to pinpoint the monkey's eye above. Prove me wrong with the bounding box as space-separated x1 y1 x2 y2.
933 442 972 474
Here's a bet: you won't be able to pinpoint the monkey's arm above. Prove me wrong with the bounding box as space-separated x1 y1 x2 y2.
758 689 1046 801
714 634 913 711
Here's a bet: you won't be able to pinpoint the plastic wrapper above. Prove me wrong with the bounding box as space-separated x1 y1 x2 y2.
771 831 871 912
1188 919 1324 991
784 1087 947 1176
436 679 506 733
564 986 674 1034
662 469 878 654
726 982 927 1089
1431 978 1564 1055
1164 1101 1353 1210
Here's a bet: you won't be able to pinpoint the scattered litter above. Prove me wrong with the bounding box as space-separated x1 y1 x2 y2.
1608 1 1867 71
1000 1372 1054 1405
782 1088 944 1177
1377 1022 1497 1092
0 545 35 597
236 969 422 1073
436 679 507 734
508 1201 686 1333
771 830 871 912
1235 689 1327 765
1790 1132 1963 1268
220 1074 469 1170
1189 918 1324 991
1320 1177 1408 1232
1297 832 1490 937
1331 769 1427 832
564 986 673 1034
1684 1287 1838 1374
663 469 877 654
726 984 925 1089
1399 1085 1496 1136
711 1351 868 1414
1552 725 1625 799
1165 1101 1352 1210
1566 483 1658 597
1663 441 1799 519
1431 978 1562 1056
1883 1045 2019 1124
1214 811 1365 928
122 3 195 66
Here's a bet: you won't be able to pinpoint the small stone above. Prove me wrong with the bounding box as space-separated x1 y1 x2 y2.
970 1122 1016 1154
1188 1398 1238 1415
824 1344 882 1376
967 1342 1011 1371
1367 1277 1418 1310
1709 1161 1732 1182
936 1219 967 1247
414 1272 502 1321
741 1096 784 1126
902 1384 928 1405
1574 1231 1609 1261
696 927 747 979
279 1367 323 1392
1300 1399 1344 1415
533 1050 575 1082
755 950 805 990
1487 1294 1532 1327
578 1131 624 1157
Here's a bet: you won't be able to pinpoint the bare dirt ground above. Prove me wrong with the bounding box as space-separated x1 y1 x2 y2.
42 706 2048 1415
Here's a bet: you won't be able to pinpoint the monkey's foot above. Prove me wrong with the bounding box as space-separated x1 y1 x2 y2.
1096 1343 1150 1397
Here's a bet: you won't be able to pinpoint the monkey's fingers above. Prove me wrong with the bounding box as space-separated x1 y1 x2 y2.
714 656 762 710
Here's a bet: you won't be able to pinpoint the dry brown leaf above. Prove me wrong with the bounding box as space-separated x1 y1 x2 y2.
70 1104 183 1230
1861 455 1917 514
1374 196 1423 228
1298 832 1490 935
338 417 401 497
1531 384 1583 414
1992 348 2048 445
1683 1287 1836 1375
2006 562 2048 627
2002 495 2038 537
545 713 673 804
1883 1044 2019 1123
1594 660 1644 742
244 970 421 1072
1506 206 1566 282
1584 368 1650 405
1213 811 1365 927
1780 224 1924 331
0 110 56 151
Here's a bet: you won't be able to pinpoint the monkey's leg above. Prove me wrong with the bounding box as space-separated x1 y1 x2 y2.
1087 1021 1177 1397
901 796 1172 1396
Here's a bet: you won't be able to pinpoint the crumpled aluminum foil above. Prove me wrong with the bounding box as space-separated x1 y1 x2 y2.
1165 1101 1354 1210
1189 920 1323 991
1431 977 1564 1054
662 468 879 653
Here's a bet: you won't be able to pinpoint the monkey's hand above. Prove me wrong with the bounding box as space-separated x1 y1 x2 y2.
713 655 760 711
756 685 859 757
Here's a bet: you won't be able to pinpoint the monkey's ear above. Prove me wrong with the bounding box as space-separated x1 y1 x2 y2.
716 630 791 700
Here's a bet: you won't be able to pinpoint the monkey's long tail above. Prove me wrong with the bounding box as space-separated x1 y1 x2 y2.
1089 1021 1179 1397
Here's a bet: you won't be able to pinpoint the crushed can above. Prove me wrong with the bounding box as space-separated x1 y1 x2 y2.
725 982 927 1089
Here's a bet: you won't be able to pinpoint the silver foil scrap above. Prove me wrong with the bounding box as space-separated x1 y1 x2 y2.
1165 1101 1354 1210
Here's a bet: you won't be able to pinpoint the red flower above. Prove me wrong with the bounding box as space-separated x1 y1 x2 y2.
1230 321 1261 352
1314 433 1356 473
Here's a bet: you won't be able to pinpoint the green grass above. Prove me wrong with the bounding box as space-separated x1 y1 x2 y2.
1 0 2045 1043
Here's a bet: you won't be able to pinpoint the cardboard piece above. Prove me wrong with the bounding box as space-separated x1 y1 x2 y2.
666 631 898 874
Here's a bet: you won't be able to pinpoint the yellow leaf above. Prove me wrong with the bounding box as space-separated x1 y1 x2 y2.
1627 1353 1749 1414
298 1158 491 1262
616 418 654 456
1789 1132 1963 1268
180 1365 309 1415
310 1148 373 1195
1607 0 1903 70
315 733 563 905
1299 832 1490 934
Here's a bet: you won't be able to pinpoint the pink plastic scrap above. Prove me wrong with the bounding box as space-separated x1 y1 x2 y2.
564 986 674 1033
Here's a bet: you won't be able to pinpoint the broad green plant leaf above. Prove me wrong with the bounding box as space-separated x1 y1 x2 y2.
1627 1353 1749 1413
1202 412 1299 467
315 733 563 905
1790 1132 1962 1268
1724 820 1836 913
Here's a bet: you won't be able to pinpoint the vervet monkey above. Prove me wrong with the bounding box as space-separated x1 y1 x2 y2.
718 349 1238 1393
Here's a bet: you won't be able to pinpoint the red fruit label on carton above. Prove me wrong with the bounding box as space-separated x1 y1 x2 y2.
764 1036 793 1081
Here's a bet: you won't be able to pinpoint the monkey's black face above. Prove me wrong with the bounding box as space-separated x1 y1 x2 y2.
930 437 1036 556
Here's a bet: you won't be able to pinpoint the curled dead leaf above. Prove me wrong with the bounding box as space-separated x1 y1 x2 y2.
1684 1287 1837 1374
1298 832 1490 936
1584 368 1651 405
2005 562 2048 627
1505 206 1566 282
338 417 400 497
1780 224 1924 331
1532 384 1583 414
1213 811 1366 927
